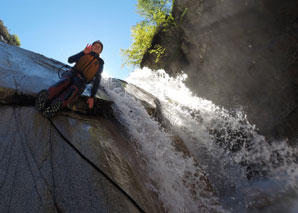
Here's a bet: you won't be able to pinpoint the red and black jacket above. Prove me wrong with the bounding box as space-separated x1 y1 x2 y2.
68 51 104 98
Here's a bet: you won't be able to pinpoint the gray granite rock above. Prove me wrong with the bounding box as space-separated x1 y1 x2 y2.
0 42 163 212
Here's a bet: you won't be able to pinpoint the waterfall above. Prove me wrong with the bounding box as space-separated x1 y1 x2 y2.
102 68 298 212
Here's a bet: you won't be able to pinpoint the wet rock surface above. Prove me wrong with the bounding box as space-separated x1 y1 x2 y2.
141 0 298 140
0 42 163 212
0 37 230 213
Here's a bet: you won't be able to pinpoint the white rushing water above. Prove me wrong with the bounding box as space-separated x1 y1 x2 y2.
102 68 298 213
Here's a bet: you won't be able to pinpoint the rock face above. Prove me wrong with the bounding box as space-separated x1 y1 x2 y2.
0 42 163 212
141 0 298 140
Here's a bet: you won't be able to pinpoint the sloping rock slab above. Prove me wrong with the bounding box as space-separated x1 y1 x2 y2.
0 42 163 212
0 106 161 212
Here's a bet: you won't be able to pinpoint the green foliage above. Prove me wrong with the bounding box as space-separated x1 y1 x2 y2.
137 0 172 25
9 36 21 46
0 20 10 41
180 8 188 21
122 22 156 66
149 44 166 63
0 20 21 46
121 0 173 67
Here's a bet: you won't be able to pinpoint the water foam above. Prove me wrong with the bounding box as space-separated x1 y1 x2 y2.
125 68 298 212
102 75 224 212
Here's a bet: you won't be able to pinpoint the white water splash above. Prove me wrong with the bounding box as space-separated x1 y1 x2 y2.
125 68 298 212
101 76 224 212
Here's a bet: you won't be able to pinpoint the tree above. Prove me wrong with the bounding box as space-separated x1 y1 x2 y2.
0 20 10 41
10 34 21 46
121 0 173 67
137 0 172 25
0 19 21 46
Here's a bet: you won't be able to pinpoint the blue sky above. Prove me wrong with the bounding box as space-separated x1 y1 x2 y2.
1 0 142 79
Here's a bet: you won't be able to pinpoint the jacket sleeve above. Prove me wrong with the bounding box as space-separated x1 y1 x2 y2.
90 61 104 98
68 51 85 64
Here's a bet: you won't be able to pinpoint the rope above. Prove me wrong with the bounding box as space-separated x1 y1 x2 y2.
58 65 72 79
47 118 146 213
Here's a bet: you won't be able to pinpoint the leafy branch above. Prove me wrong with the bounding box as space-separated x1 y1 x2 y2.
0 20 21 46
121 0 174 67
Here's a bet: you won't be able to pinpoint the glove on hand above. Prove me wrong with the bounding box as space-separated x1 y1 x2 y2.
87 98 94 109
84 44 92 54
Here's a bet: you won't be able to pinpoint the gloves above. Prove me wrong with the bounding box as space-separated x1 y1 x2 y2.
83 44 92 54
87 97 94 109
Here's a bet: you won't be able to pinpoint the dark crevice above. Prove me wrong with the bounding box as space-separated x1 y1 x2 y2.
1 93 36 106
6 73 35 106
49 125 62 213
7 152 20 213
0 92 114 119
37 149 50 170
99 172 109 209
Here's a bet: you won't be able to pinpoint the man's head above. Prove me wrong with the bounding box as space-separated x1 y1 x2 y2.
92 40 103 54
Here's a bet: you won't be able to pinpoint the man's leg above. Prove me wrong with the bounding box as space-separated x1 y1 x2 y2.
59 75 86 107
35 90 50 111
48 71 75 100
35 71 75 111
42 76 86 117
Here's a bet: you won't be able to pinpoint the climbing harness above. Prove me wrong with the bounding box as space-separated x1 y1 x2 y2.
58 64 72 79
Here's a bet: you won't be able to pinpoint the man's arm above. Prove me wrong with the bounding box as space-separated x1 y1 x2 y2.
68 51 85 64
90 62 104 98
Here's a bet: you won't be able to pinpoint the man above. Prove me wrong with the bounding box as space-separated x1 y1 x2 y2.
35 40 104 117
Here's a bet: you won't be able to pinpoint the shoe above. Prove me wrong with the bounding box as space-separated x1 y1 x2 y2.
42 99 62 118
35 90 49 111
